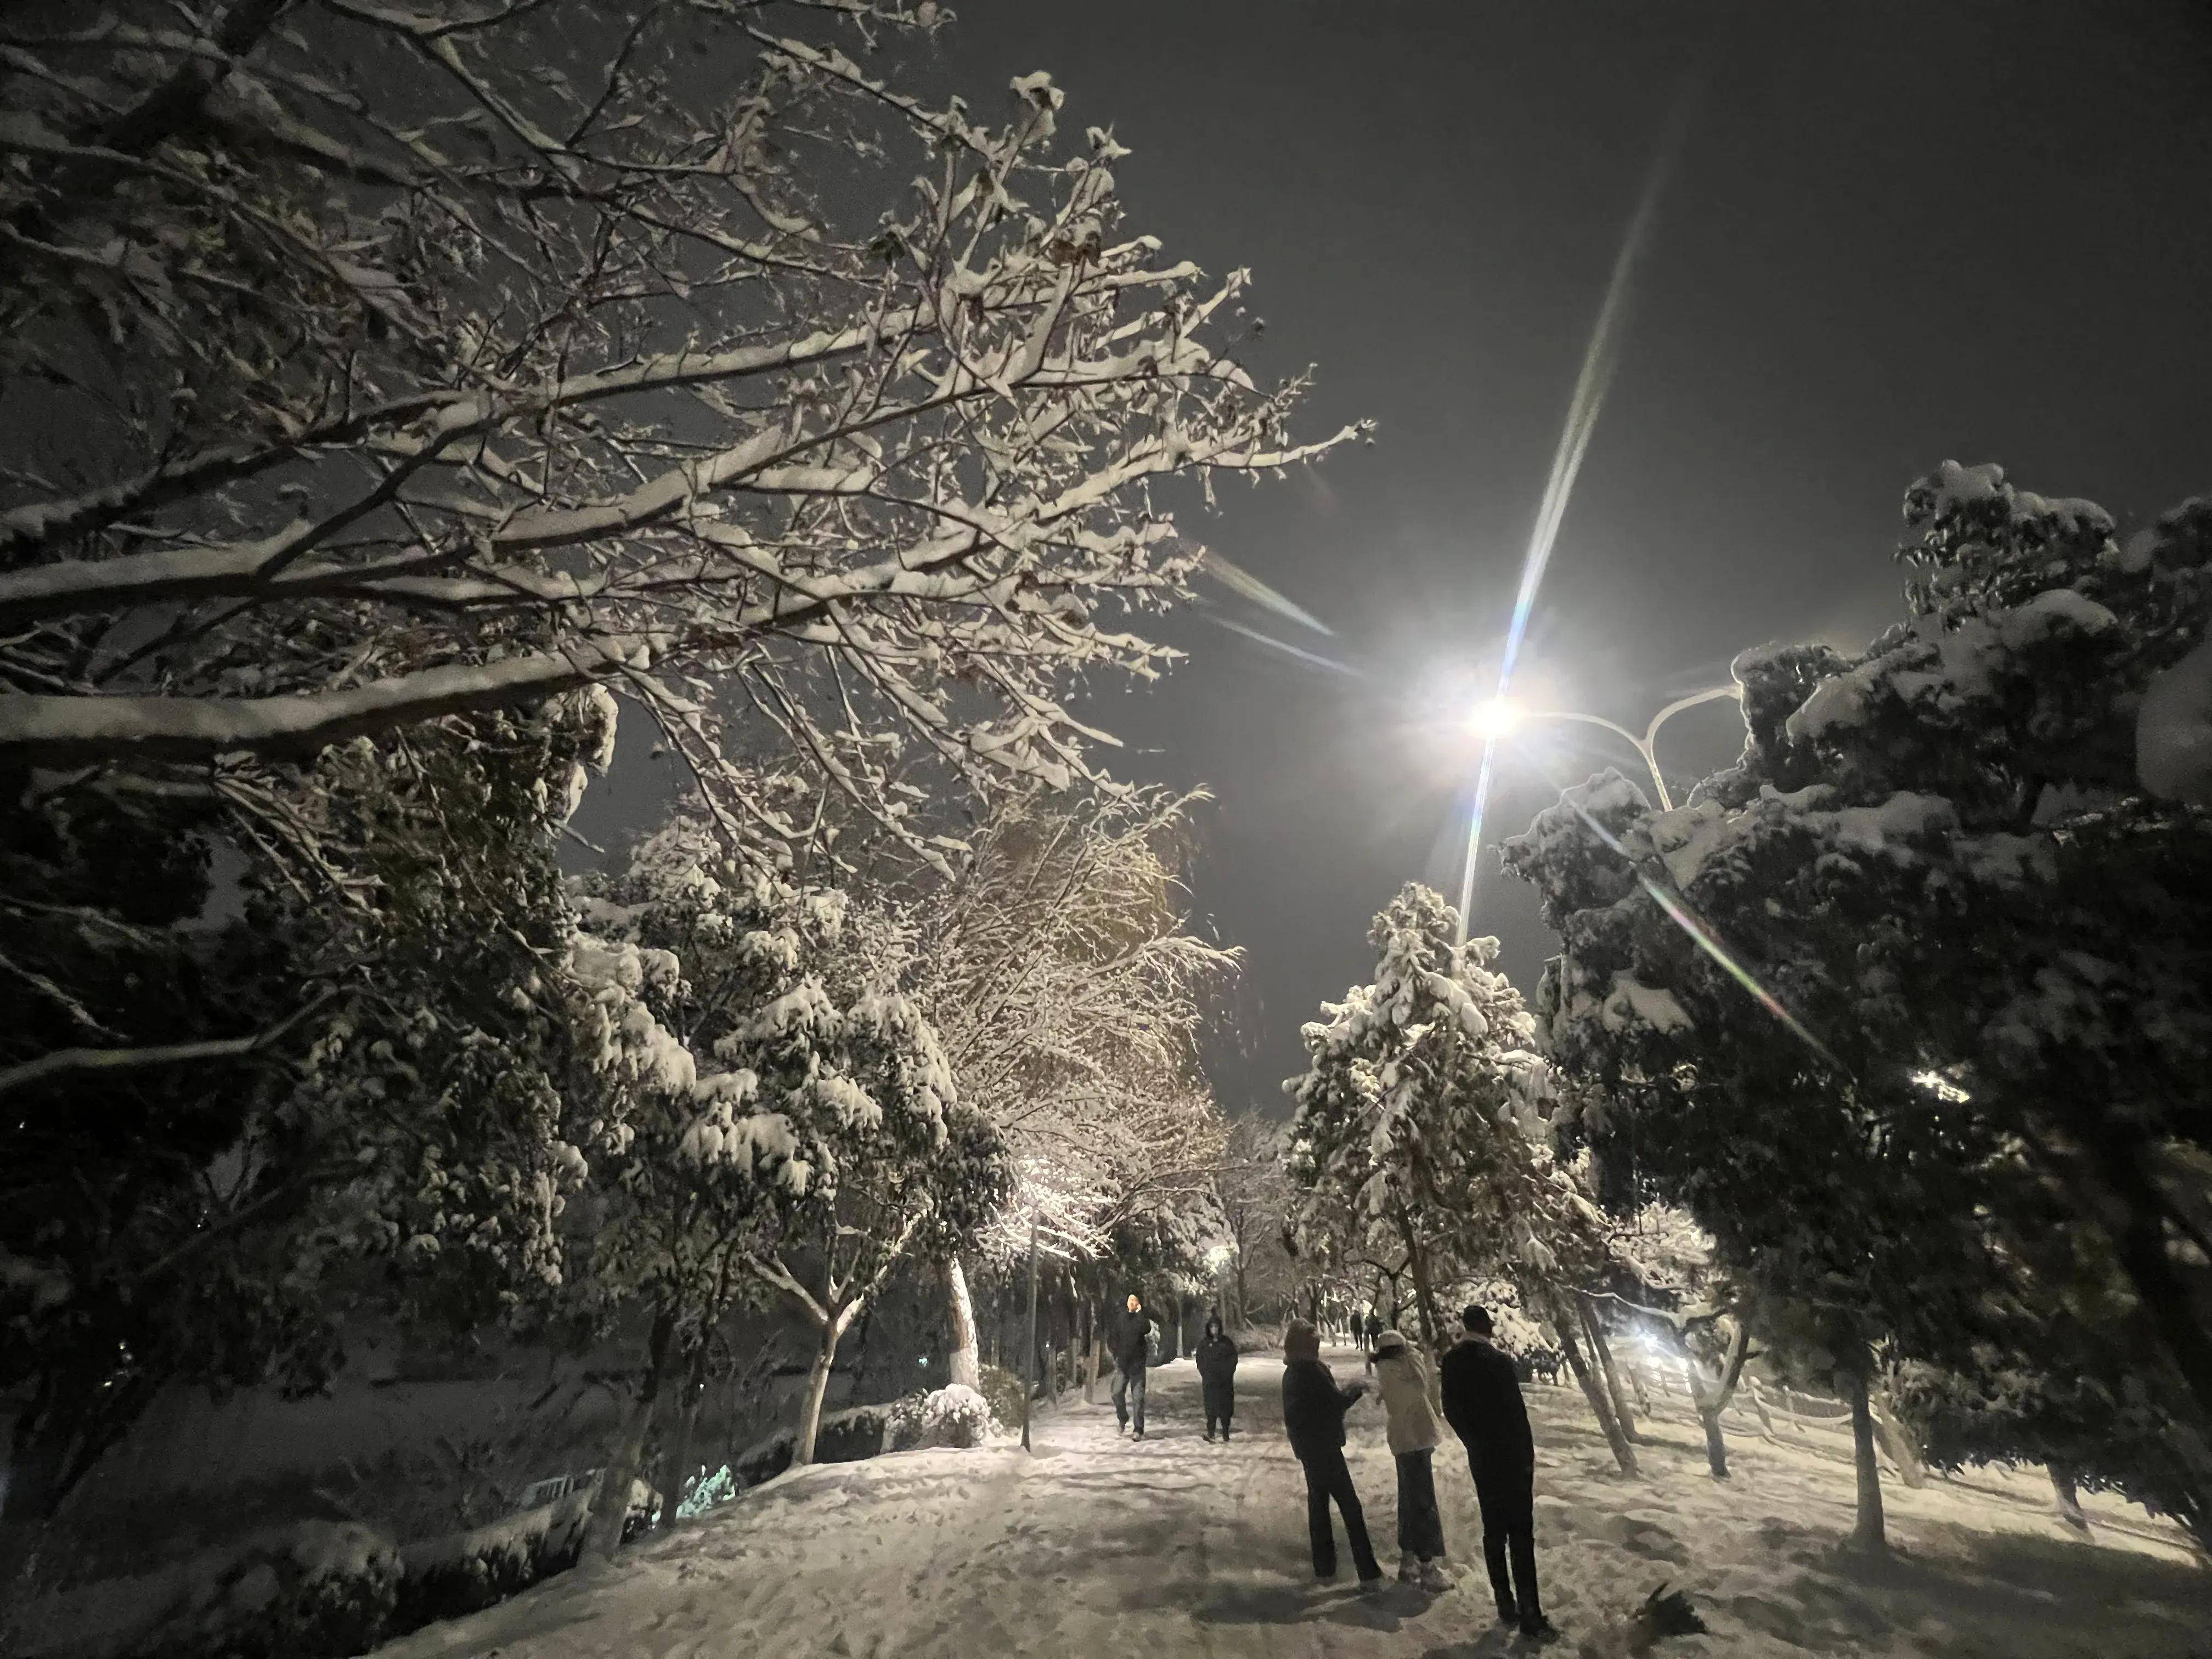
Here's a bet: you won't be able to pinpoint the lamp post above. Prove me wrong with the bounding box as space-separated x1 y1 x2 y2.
1458 684 1741 942
1019 1216 1040 1452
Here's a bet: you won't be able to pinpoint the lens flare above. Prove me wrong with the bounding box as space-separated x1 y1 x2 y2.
1205 613 1365 679
1456 77 1701 946
1550 777 1847 1076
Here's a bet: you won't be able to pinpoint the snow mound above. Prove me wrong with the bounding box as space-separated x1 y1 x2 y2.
884 1383 1000 1452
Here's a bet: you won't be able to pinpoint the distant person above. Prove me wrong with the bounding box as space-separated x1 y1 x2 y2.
1280 1318 1383 1590
1372 1328 1451 1590
1440 1305 1551 1639
1197 1313 1240 1441
1107 1291 1153 1440
1363 1307 1384 1372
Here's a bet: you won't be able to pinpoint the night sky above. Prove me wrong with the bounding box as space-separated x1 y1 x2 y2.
916 0 2212 1114
576 2 2212 1116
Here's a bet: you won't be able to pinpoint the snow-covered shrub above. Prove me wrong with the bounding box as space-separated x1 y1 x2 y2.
148 1521 401 1659
392 1492 591 1630
977 1363 1029 1427
1231 1325 1279 1354
884 1385 999 1452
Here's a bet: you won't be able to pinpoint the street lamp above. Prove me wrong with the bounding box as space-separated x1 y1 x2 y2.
1456 683 1742 945
1464 685 1738 813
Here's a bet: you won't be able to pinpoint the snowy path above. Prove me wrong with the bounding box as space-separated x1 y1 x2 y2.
373 1350 2210 1659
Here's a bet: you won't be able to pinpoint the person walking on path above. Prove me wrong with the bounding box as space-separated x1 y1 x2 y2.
1196 1313 1240 1441
1440 1304 1553 1639
1372 1328 1451 1590
1280 1318 1383 1589
1106 1291 1154 1440
1363 1307 1384 1373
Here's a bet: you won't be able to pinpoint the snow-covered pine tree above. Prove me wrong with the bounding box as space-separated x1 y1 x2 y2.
1500 464 2212 1545
1282 882 1634 1469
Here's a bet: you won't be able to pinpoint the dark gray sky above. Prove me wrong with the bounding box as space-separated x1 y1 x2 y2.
924 0 2212 1113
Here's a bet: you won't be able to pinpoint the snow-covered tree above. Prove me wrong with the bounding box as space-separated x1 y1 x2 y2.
567 816 1006 1522
1214 1114 1298 1327
912 789 1234 1379
1 697 620 1555
0 1 1356 877
1501 463 2212 1544
1282 883 1640 1467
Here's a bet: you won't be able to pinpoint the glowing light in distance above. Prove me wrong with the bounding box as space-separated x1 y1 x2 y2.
1469 697 1522 741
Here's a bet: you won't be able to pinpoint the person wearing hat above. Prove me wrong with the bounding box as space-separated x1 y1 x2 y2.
1279 1318 1383 1588
1440 1304 1551 1639
1371 1327 1451 1590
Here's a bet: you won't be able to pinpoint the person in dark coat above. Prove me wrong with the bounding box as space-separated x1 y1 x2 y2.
1362 1307 1385 1373
1195 1313 1239 1440
1439 1304 1551 1638
1105 1291 1153 1440
1280 1318 1382 1588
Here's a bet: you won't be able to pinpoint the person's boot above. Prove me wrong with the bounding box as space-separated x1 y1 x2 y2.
1519 1610 1558 1641
1397 1550 1420 1583
1418 1558 1450 1592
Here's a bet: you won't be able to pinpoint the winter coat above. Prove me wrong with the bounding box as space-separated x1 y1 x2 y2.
1438 1336 1534 1476
1196 1331 1240 1392
1105 1306 1153 1371
1374 1346 1442 1454
1282 1356 1364 1460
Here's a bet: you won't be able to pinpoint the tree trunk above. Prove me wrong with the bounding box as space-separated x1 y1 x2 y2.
656 1353 704 1528
793 1300 860 1467
1391 1204 1446 1352
2050 1464 2091 1534
587 1310 673 1559
1870 1391 1927 1488
942 1256 982 1391
1549 1293 1638 1476
1846 1369 1887 1551
1579 1296 1643 1443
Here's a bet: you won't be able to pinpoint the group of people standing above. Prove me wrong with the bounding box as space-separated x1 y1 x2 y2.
1098 1293 1548 1640
1285 1306 1551 1639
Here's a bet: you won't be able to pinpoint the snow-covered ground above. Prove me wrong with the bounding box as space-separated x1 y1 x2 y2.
371 1349 2210 1659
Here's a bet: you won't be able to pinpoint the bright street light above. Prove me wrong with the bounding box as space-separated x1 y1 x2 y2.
1456 682 1743 946
1468 696 1522 741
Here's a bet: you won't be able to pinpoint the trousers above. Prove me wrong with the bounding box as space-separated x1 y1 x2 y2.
1395 1447 1444 1559
1110 1363 1146 1434
1299 1447 1381 1581
1471 1459 1540 1619
1202 1379 1234 1436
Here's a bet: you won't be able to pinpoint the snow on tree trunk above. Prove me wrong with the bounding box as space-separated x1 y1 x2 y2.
1549 1293 1638 1476
1392 1203 1447 1354
1847 1369 1888 1551
943 1257 983 1392
1579 1297 1643 1444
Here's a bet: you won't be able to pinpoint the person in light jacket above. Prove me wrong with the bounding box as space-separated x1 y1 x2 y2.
1372 1328 1451 1590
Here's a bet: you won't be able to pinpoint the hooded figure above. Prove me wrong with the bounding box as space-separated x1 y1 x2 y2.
1279 1319 1382 1587
1372 1328 1450 1589
1196 1314 1240 1441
